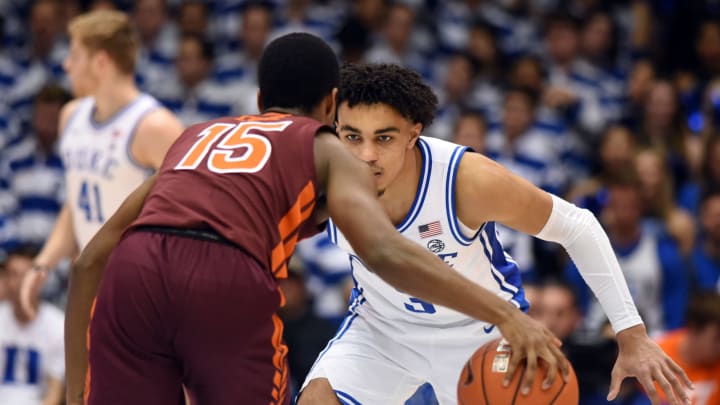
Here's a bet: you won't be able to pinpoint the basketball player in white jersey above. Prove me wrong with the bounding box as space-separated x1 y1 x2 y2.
299 64 692 405
20 10 183 317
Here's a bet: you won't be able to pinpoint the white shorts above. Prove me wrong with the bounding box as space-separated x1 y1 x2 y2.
300 307 500 405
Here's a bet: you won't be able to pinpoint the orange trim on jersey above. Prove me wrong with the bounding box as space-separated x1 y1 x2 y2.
84 297 97 405
269 314 289 405
270 181 316 279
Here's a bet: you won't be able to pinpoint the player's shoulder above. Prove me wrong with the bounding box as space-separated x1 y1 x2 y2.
135 105 184 137
455 147 512 193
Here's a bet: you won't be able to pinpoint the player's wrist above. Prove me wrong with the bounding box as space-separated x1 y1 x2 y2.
615 323 648 347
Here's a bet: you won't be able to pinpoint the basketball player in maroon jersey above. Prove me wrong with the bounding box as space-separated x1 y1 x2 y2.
63 33 569 405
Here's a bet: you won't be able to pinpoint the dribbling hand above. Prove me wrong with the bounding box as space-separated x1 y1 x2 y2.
496 311 570 396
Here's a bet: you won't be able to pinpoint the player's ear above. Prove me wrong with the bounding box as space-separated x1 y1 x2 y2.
408 122 422 149
256 90 263 111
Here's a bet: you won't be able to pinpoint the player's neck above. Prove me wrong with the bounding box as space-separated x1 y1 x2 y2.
381 145 422 225
92 79 140 123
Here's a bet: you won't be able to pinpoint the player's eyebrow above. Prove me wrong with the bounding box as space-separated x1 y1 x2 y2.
339 124 361 133
375 127 400 135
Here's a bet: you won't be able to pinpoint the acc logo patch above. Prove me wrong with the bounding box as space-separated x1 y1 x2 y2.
427 239 445 253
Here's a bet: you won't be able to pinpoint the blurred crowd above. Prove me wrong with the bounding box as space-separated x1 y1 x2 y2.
0 0 720 404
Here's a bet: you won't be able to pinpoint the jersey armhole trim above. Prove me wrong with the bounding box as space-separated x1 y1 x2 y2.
445 146 475 245
125 105 162 173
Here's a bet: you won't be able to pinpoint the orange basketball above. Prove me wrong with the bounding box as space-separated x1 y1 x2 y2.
458 338 579 405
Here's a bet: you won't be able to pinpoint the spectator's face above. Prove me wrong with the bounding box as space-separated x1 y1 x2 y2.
64 38 96 97
627 61 655 104
599 127 635 175
604 186 643 231
179 3 208 37
4 256 32 303
468 28 496 65
546 25 579 64
502 92 534 137
538 286 580 340
133 0 167 41
242 7 272 58
635 151 665 199
581 14 612 60
383 5 414 51
645 82 678 128
510 58 543 92
701 196 720 244
444 57 473 102
33 101 63 147
354 0 385 28
337 102 422 195
177 39 209 87
451 115 485 153
30 1 61 53
696 23 720 73
690 323 720 366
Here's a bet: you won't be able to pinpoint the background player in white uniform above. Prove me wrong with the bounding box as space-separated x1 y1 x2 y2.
0 246 64 405
20 10 183 317
300 64 691 405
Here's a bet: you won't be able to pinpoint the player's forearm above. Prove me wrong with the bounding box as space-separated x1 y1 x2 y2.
534 194 643 333
363 234 520 326
35 204 78 270
65 175 157 403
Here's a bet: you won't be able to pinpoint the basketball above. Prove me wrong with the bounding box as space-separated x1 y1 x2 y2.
457 338 578 405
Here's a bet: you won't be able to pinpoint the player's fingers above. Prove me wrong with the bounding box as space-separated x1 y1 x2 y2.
542 352 557 391
662 364 691 405
521 349 538 396
652 368 678 405
666 357 694 391
606 367 623 401
556 348 570 383
638 372 661 405
504 347 525 387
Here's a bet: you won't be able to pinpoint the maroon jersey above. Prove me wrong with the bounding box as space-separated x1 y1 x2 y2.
133 112 329 279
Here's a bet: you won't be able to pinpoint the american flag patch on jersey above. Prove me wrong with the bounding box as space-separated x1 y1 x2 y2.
418 221 442 238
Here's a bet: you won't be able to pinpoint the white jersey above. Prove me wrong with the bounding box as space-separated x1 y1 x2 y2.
327 136 528 328
59 94 159 249
0 302 65 405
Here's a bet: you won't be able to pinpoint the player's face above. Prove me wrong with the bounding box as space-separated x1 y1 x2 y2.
337 102 421 193
63 37 97 97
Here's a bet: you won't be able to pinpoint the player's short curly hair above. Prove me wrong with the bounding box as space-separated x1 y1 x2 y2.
258 33 339 114
338 63 438 128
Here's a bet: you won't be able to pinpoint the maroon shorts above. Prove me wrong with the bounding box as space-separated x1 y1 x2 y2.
86 228 289 405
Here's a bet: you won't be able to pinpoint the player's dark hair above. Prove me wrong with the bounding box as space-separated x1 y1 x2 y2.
338 63 438 128
258 33 339 114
